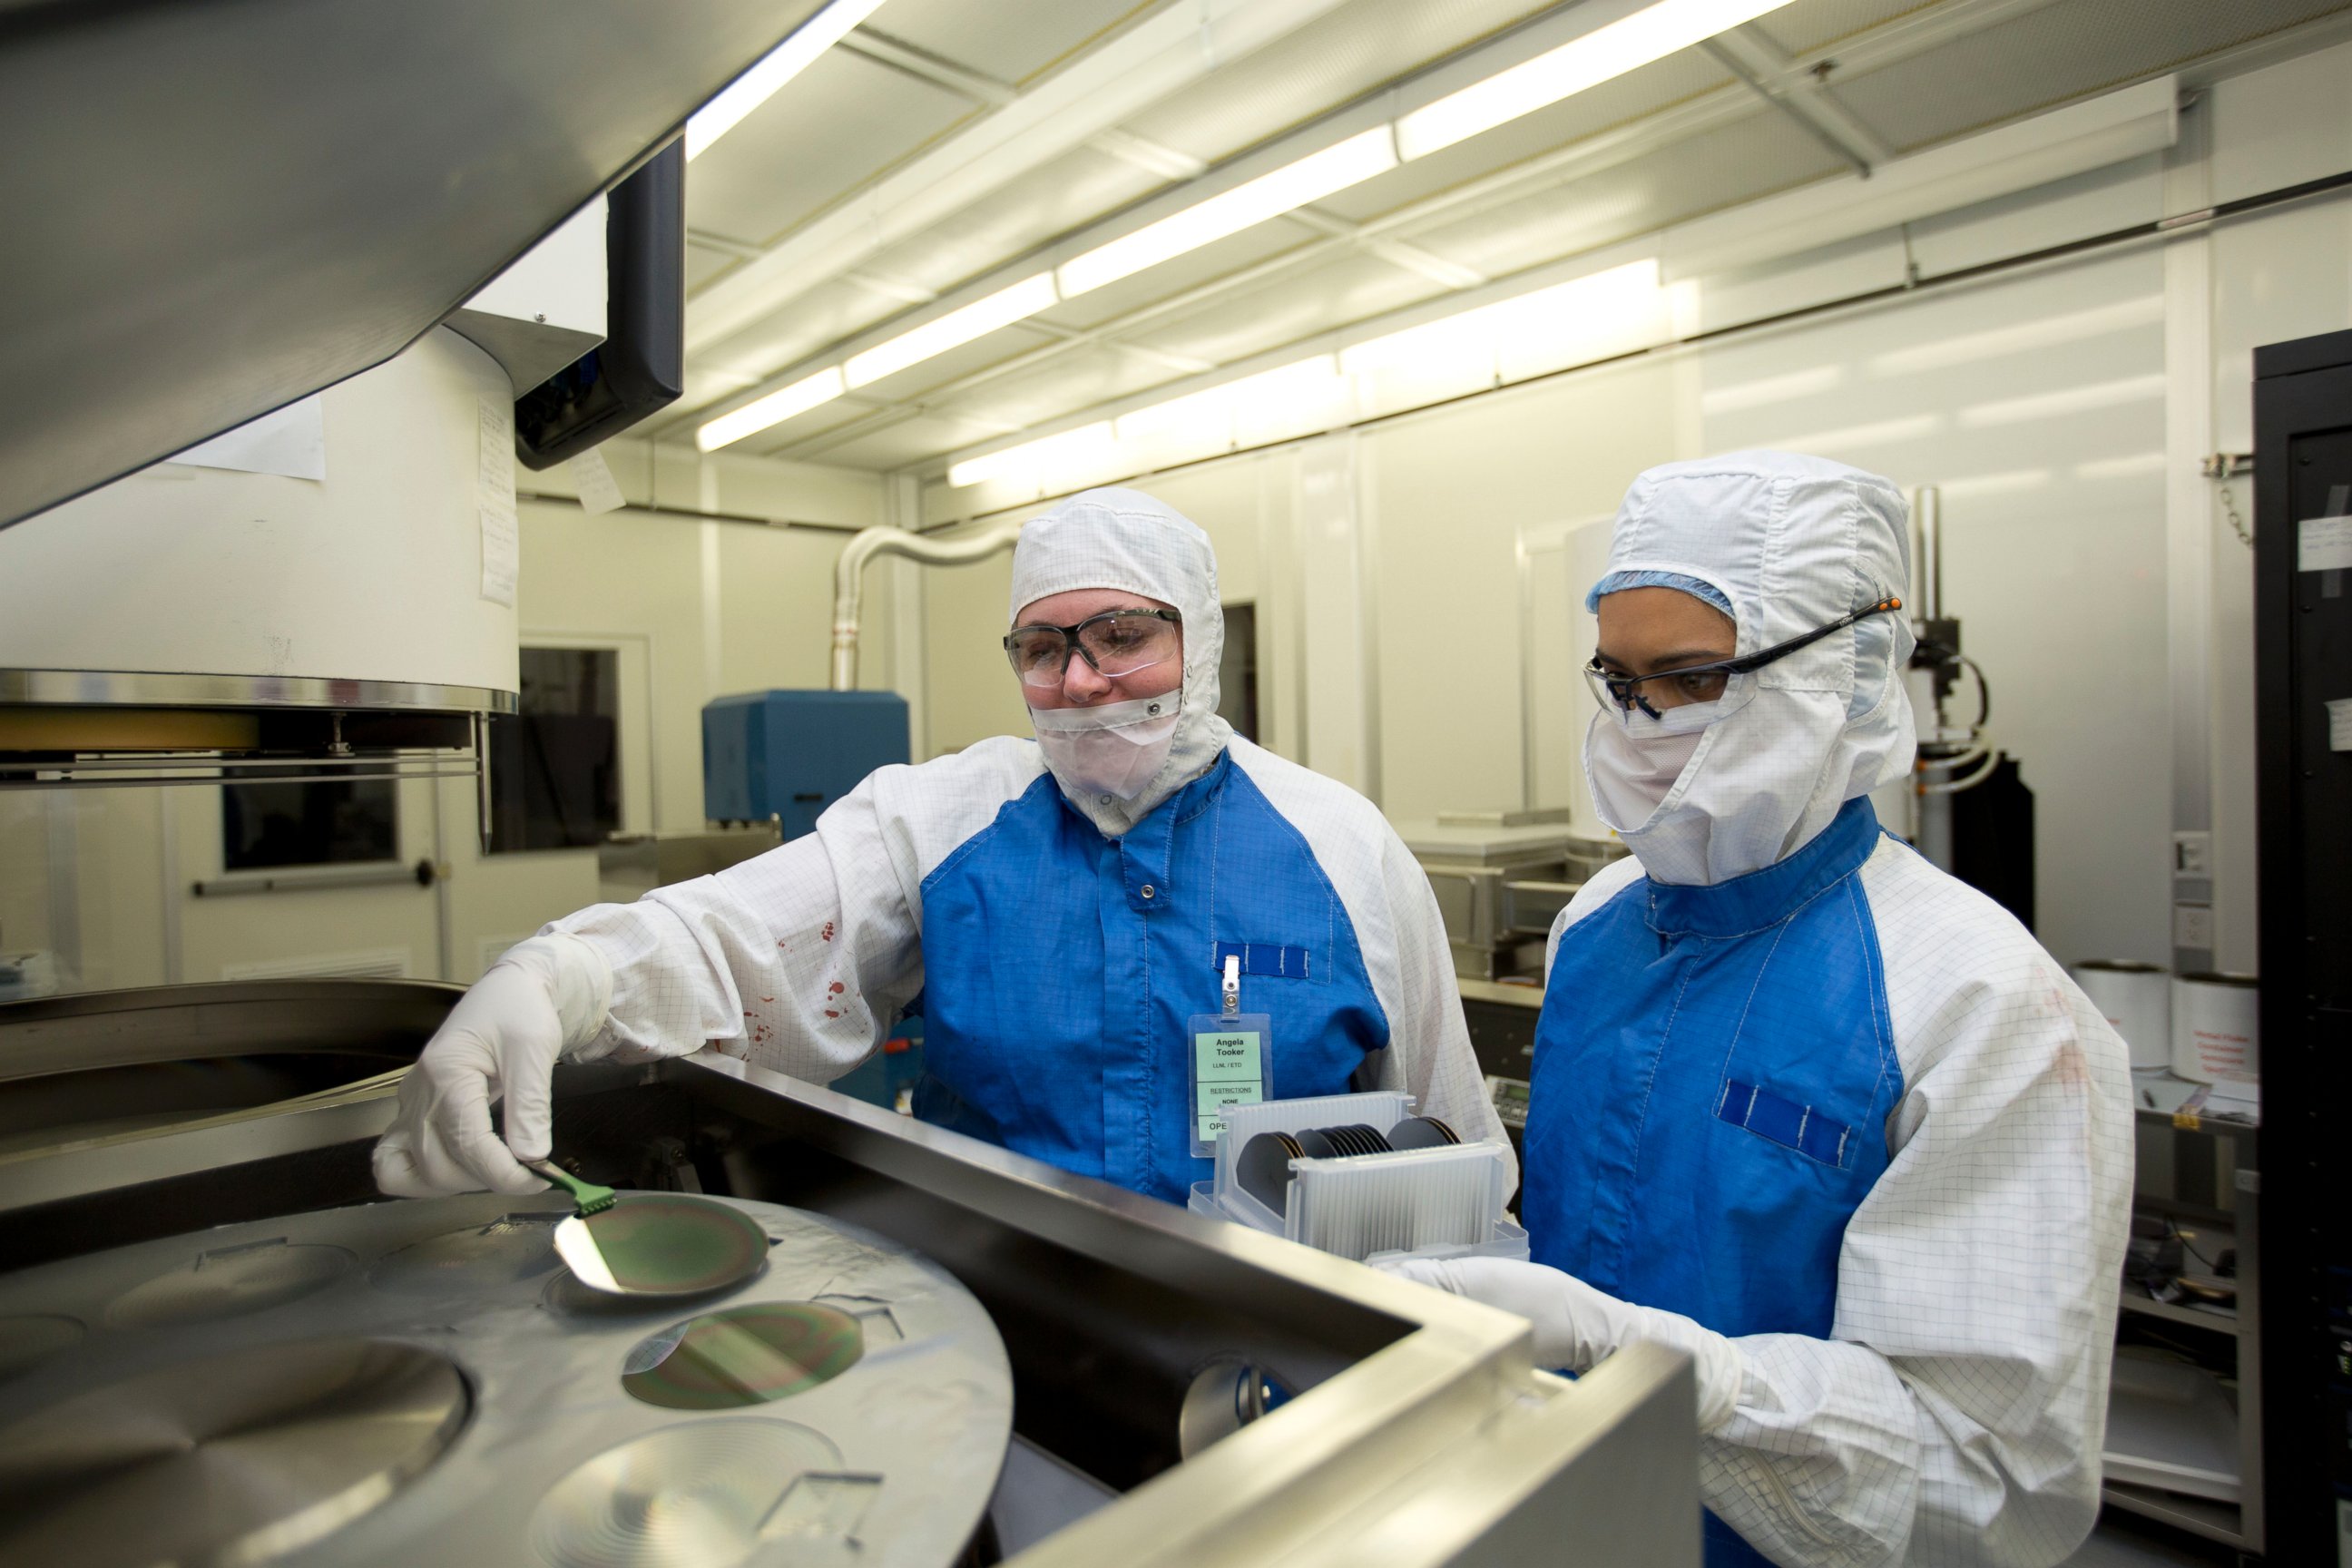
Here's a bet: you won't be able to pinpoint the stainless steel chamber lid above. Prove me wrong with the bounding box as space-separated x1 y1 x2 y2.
0 1191 1014 1568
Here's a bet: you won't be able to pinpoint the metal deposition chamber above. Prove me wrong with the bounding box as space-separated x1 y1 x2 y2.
0 1004 1700 1567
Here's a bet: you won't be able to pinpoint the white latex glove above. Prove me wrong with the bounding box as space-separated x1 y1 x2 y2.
372 936 611 1198
1379 1254 1746 1434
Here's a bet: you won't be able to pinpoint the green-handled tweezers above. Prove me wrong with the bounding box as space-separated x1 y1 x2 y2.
524 1158 615 1217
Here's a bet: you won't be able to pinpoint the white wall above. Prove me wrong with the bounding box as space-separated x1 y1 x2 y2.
906 40 2352 978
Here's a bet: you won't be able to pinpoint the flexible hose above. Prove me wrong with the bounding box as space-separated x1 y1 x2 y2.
829 520 1027 690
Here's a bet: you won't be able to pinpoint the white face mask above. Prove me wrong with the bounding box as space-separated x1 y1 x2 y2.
1585 710 1708 830
1029 694 1181 804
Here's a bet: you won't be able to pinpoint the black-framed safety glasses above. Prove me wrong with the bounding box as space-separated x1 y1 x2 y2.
1004 608 1182 690
1583 593 1903 719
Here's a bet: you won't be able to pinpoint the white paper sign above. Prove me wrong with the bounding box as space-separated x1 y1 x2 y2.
477 397 519 607
2301 514 2352 573
169 397 327 481
2328 697 2352 753
566 447 626 515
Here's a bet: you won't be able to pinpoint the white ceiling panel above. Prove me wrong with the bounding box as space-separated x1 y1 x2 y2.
1307 46 1737 226
859 0 1161 87
1749 0 1955 61
922 341 1192 431
1834 0 2352 154
695 277 904 387
1400 113 1845 279
854 144 1168 298
792 411 1034 468
685 241 741 294
686 49 979 247
656 0 2352 476
1122 248 1453 364
1116 0 1555 165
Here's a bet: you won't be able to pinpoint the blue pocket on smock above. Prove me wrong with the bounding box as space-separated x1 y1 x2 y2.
1714 1078 1855 1169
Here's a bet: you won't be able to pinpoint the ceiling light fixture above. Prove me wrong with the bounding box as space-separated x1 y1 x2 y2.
1056 128 1400 298
1395 0 1798 161
686 0 892 161
844 273 1060 388
947 422 1115 492
696 367 847 452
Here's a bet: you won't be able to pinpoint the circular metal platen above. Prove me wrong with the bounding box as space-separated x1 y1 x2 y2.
554 1193 769 1298
0 1337 466 1568
531 1417 845 1568
621 1302 865 1411
370 1211 562 1295
105 1239 353 1328
0 1315 83 1381
1385 1115 1461 1151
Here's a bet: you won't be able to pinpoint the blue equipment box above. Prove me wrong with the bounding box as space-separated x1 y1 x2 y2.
702 690 910 840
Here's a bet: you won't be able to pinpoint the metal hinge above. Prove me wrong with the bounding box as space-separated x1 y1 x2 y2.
2200 452 2253 478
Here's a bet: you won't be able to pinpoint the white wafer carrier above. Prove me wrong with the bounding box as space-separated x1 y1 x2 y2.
1187 1090 1528 1263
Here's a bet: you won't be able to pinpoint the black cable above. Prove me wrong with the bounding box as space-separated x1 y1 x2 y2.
1957 654 1991 730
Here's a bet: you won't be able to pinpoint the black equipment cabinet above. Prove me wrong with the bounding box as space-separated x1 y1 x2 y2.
2252 328 2352 1564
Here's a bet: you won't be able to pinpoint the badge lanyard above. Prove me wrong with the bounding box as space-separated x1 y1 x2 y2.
1189 955 1271 1158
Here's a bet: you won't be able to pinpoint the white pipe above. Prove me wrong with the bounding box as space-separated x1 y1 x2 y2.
830 521 1026 691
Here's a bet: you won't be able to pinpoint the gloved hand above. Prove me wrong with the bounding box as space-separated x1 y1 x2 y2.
1378 1254 1746 1434
372 935 610 1198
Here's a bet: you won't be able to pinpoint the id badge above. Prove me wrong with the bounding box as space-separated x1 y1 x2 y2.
1189 1010 1272 1158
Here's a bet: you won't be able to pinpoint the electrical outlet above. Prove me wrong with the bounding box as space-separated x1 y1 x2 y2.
2172 830 2211 876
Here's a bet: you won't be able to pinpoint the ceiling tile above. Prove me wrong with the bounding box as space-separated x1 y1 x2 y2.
1122 249 1450 364
855 144 1165 296
685 49 977 246
1400 112 1843 279
925 342 1196 431
1117 0 1555 164
787 412 1024 469
1750 0 1951 61
858 0 1159 87
1834 0 2352 154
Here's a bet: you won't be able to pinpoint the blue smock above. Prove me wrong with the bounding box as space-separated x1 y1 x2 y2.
914 751 1389 1201
1523 798 1905 1568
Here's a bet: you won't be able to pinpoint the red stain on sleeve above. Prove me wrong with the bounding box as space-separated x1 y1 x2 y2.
819 921 836 942
824 1009 841 1019
828 981 846 996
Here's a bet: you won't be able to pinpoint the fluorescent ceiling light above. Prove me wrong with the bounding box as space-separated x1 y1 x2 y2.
949 423 1115 491
696 367 846 451
1339 260 1660 374
1396 0 1798 161
846 273 1059 388
686 0 891 161
1057 128 1399 298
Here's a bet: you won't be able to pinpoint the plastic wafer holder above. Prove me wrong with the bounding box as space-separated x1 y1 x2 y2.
1188 1092 1527 1263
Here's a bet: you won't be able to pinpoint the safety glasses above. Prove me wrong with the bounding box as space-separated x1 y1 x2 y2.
1004 608 1182 690
1583 594 1902 719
